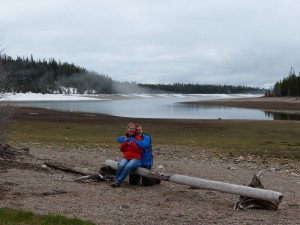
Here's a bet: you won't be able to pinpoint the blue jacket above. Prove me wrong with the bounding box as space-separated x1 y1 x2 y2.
117 133 152 167
134 133 152 167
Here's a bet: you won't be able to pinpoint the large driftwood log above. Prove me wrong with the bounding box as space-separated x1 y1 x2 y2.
104 159 283 205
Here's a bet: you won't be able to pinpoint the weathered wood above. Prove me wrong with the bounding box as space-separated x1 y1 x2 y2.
42 189 67 196
104 159 283 204
0 144 31 160
45 161 115 181
75 174 105 181
104 159 172 180
234 170 279 210
45 162 91 176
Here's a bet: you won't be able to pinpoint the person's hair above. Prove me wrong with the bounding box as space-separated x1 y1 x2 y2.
135 123 142 128
126 123 136 131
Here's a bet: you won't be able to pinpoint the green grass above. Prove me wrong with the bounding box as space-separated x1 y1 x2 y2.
154 120 300 159
8 118 300 159
0 208 95 225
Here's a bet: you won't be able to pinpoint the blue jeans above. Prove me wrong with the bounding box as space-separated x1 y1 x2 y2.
115 158 141 185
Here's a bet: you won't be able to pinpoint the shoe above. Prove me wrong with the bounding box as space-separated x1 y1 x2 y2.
111 182 120 188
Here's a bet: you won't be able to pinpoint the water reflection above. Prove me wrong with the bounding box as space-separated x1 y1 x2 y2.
10 95 300 120
180 103 300 120
174 103 273 120
264 111 300 120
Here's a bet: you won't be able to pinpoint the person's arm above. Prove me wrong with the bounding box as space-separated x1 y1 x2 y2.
117 136 125 143
133 135 150 149
117 136 134 143
130 141 143 154
120 142 127 152
119 135 129 152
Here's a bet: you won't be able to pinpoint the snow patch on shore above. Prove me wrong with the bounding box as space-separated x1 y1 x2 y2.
1 92 263 102
1 93 103 101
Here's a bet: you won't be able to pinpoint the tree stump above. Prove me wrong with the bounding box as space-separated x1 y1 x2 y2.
0 144 31 161
234 170 279 210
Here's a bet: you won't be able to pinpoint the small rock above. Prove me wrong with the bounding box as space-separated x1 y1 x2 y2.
120 204 130 209
292 172 300 177
157 165 164 169
228 166 237 170
238 156 245 161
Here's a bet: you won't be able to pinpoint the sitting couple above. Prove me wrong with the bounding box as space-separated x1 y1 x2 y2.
111 123 160 188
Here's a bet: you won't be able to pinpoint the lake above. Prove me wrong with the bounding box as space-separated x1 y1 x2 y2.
10 94 299 120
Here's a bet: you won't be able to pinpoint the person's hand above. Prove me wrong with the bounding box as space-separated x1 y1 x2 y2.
117 136 125 143
126 137 134 142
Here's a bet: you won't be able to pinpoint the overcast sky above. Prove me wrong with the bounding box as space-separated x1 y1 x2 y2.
1 0 299 88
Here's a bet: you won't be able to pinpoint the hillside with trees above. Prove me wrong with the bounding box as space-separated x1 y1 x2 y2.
0 54 263 94
139 83 261 94
266 67 300 97
0 54 114 94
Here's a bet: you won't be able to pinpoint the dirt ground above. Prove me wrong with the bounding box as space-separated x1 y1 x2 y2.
1 97 300 225
1 144 300 225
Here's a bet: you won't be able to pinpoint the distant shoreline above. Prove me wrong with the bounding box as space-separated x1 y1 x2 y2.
6 94 300 116
184 96 300 114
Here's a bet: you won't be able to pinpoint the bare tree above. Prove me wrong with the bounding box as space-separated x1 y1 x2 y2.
0 54 14 145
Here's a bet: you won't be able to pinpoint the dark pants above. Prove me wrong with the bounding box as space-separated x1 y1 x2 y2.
129 165 161 186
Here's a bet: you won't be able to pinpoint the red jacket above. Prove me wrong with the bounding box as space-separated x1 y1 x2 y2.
120 135 143 160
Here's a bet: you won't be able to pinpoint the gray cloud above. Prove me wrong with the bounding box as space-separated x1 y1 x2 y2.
1 0 300 88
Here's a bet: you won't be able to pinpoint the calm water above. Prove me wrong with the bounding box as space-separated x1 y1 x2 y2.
11 94 299 120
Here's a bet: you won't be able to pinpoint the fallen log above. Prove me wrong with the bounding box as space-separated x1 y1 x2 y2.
104 159 283 204
45 162 91 176
44 161 115 182
74 174 105 182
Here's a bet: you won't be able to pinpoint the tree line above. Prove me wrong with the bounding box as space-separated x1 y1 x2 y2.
0 54 263 94
139 83 261 94
266 67 300 97
0 54 114 94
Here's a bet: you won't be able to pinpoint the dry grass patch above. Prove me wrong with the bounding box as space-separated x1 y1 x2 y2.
7 107 300 160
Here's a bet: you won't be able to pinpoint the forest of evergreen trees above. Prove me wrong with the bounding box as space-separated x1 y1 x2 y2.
266 67 300 97
139 83 261 94
0 54 263 94
0 54 114 94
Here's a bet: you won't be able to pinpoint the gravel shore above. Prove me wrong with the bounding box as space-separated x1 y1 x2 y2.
1 144 300 225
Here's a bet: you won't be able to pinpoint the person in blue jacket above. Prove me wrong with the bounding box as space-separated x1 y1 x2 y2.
117 123 160 186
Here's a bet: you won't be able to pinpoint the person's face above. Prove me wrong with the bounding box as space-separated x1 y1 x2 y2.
136 126 143 136
127 125 136 136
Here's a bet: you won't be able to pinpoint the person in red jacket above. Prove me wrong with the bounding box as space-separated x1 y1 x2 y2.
111 123 143 187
